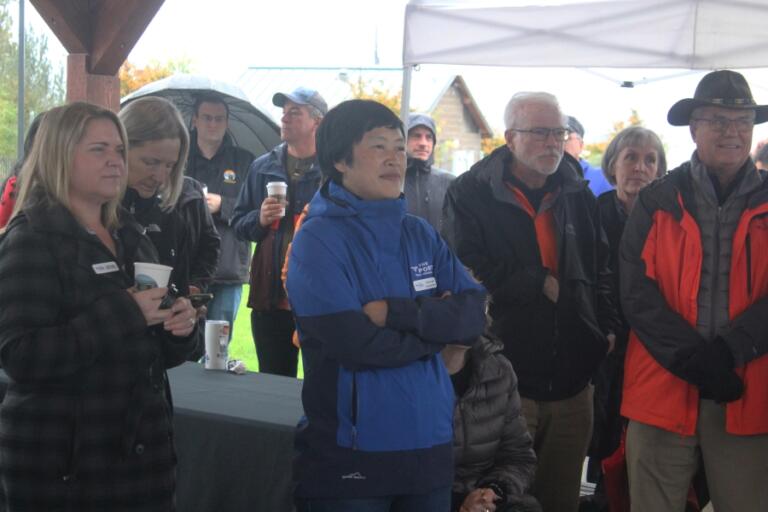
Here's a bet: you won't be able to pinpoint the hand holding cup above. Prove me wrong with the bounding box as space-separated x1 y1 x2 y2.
132 262 175 326
259 181 288 227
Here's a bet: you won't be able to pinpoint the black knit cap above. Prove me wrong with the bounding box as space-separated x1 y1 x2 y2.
315 99 403 184
667 70 768 126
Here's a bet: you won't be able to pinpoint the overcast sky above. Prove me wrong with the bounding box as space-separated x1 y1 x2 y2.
24 0 768 168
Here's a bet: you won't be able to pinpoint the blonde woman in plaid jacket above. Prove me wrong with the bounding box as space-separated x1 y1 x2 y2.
0 103 198 511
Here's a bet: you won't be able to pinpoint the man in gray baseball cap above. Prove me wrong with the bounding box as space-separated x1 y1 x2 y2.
272 87 328 118
232 86 327 377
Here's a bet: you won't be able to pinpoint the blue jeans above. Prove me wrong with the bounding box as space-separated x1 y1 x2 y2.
205 283 242 341
295 485 452 512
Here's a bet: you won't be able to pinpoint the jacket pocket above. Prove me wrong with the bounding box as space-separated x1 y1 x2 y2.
347 360 454 452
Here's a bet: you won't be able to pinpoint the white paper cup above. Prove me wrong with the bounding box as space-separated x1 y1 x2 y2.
204 320 230 370
134 262 173 291
267 181 288 218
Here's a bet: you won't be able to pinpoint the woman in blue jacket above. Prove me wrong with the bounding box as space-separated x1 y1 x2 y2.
286 99 487 511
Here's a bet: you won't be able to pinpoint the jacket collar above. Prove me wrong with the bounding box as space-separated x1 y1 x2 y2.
689 151 763 206
189 130 235 161
258 142 322 181
23 200 87 238
406 156 431 175
467 334 506 385
308 180 406 250
473 145 587 207
122 187 162 215
18 199 145 250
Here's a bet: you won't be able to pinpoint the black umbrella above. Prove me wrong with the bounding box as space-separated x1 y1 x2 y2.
121 74 281 158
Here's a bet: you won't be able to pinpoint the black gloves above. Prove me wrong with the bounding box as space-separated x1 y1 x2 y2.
681 337 743 403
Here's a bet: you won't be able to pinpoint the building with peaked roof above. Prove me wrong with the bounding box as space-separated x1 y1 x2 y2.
426 75 492 174
236 67 493 174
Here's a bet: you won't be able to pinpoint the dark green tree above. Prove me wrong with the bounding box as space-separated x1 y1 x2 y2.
0 0 65 166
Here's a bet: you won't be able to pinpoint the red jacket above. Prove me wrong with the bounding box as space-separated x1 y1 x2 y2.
0 175 17 228
621 163 768 436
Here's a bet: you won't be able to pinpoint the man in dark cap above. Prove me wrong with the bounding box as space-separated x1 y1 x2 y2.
232 87 327 377
620 70 768 511
404 113 454 231
564 115 613 197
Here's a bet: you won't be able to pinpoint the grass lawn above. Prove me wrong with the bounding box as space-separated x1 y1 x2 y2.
226 284 304 379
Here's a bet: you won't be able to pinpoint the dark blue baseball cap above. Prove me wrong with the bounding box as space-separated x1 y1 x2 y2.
272 87 328 115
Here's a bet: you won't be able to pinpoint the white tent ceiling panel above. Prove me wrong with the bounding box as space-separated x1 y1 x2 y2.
403 0 768 69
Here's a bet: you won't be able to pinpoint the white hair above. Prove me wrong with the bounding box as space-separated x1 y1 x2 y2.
504 92 565 130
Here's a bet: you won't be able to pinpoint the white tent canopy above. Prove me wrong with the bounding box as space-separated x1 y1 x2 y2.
401 0 768 118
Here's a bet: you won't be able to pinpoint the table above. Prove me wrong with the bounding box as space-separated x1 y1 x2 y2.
169 363 304 512
0 363 304 512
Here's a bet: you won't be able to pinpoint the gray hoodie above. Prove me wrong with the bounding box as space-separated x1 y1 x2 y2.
405 113 454 231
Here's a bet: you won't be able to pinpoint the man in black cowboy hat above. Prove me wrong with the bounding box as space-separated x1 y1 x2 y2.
619 69 768 511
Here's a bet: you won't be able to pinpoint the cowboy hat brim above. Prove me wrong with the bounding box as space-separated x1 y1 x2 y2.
667 98 768 126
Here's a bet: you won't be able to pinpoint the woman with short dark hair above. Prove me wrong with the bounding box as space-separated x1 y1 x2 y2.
286 100 487 511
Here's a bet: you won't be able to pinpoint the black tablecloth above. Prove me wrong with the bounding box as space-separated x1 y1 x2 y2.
169 363 303 511
0 363 304 512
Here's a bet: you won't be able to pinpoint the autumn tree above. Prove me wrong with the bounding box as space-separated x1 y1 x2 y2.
119 57 192 97
583 109 644 166
348 77 402 114
481 134 505 156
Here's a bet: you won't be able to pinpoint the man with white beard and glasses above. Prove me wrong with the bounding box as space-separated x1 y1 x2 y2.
442 92 618 512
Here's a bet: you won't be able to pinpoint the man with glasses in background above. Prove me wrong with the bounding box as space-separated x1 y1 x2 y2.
442 92 618 512
620 70 768 511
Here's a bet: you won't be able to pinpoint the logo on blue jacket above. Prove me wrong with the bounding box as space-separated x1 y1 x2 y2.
410 261 436 292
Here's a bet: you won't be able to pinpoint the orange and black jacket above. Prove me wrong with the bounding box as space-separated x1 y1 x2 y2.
620 162 768 436
443 146 619 401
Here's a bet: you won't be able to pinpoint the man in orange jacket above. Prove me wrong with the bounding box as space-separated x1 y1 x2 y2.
620 70 768 511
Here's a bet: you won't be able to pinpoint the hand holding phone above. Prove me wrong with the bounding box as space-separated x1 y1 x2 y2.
189 293 214 309
159 284 180 310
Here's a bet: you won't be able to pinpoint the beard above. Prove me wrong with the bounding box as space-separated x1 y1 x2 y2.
518 151 563 176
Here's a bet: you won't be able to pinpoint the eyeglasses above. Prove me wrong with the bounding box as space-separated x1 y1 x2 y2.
690 116 755 134
510 127 569 142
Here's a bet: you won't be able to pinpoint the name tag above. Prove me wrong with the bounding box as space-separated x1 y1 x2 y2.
413 277 437 292
92 261 119 274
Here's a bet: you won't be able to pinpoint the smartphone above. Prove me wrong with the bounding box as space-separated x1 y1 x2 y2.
159 284 180 310
189 293 214 308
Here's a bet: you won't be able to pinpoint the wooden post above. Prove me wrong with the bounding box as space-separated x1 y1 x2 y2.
67 54 121 111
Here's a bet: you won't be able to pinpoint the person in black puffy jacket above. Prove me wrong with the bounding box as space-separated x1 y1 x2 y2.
445 332 540 512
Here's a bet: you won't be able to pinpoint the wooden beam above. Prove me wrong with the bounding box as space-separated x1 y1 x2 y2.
90 0 164 75
32 0 164 75
30 0 90 53
31 0 164 107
